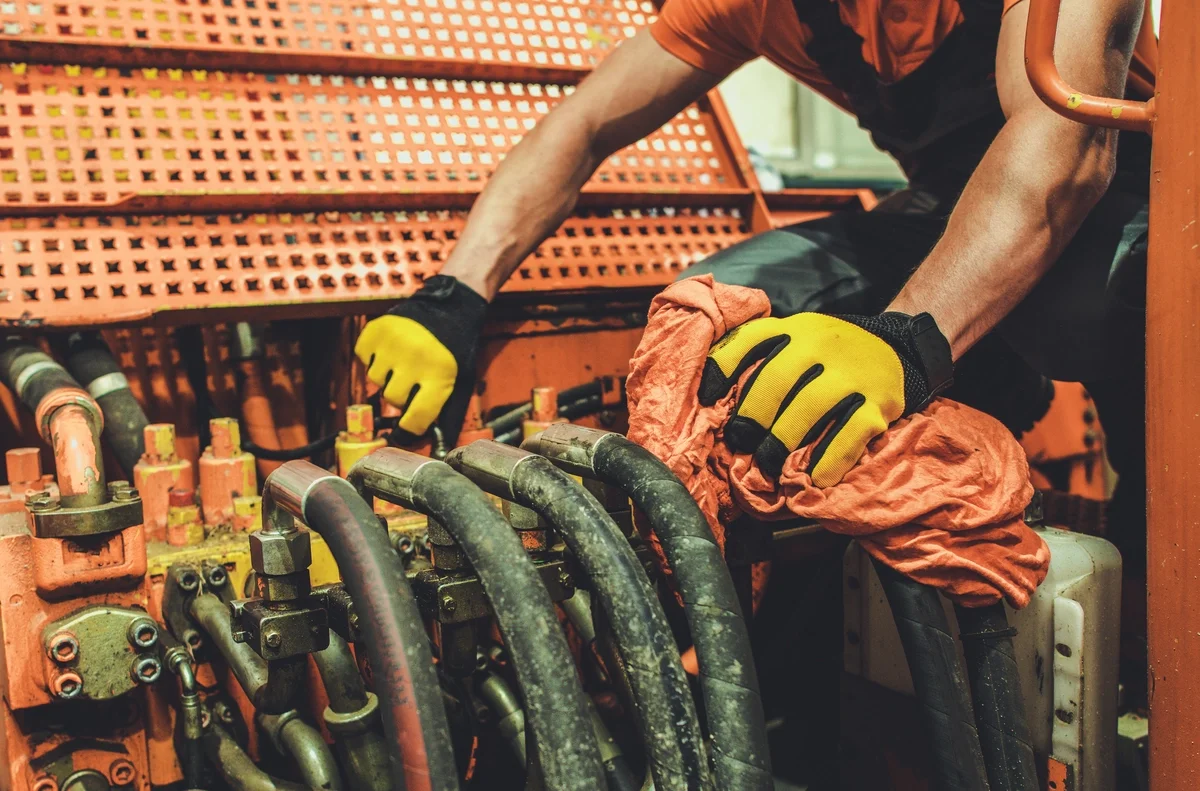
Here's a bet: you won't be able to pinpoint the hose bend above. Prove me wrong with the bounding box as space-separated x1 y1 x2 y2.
189 593 306 714
0 340 107 507
314 633 393 791
523 425 770 789
873 560 989 791
64 331 151 479
955 603 1039 791
448 440 710 791
265 461 457 791
347 448 606 791
204 723 316 791
259 711 344 791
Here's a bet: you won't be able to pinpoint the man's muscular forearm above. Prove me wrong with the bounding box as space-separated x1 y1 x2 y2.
888 0 1141 360
887 110 1116 358
439 31 721 300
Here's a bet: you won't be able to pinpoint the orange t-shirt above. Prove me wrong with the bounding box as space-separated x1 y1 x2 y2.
650 0 1157 112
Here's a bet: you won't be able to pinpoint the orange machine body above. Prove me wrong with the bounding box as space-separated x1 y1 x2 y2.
198 418 257 529
134 424 195 543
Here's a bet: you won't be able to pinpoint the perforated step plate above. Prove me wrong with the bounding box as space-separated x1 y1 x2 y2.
0 206 749 326
0 0 652 81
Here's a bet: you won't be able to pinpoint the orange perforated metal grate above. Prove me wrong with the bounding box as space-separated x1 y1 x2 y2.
0 0 651 81
0 64 741 213
0 206 749 326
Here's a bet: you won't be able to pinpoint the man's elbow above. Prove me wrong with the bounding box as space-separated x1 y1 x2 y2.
1072 128 1119 204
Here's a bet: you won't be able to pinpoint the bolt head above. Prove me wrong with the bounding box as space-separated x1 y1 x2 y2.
441 595 457 614
183 629 204 650
52 671 83 700
128 619 159 650
47 632 79 664
264 631 283 650
109 758 137 786
132 656 162 685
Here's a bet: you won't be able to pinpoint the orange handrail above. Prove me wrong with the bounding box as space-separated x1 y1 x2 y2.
1024 0 1155 134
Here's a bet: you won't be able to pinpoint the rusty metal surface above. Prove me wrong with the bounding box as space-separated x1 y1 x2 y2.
0 205 749 326
1146 0 1200 785
0 0 649 82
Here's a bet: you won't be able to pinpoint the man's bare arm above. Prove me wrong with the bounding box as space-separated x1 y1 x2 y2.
888 0 1144 358
439 30 722 300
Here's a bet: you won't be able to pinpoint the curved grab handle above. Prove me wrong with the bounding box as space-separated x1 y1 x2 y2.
1025 0 1154 134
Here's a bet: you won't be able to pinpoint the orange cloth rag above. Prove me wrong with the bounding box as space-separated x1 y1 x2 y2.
626 276 1050 608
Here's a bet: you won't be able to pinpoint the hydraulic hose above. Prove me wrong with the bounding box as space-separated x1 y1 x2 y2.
260 712 344 791
477 673 527 764
266 461 457 791
955 603 1039 791
64 331 150 479
522 425 770 790
162 638 206 791
204 723 315 791
314 633 393 791
190 592 307 714
347 449 607 791
0 340 107 507
448 440 711 791
873 560 989 791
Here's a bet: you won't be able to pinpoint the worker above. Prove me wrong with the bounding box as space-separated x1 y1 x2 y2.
358 0 1151 700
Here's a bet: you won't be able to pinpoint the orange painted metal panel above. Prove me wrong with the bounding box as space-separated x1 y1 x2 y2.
0 0 649 82
1146 0 1200 786
0 64 740 214
0 205 749 326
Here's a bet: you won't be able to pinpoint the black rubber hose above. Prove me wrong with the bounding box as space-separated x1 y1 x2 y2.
873 560 989 791
349 453 606 791
0 341 83 413
302 478 459 791
64 331 150 478
528 430 771 790
955 603 1039 791
448 443 710 791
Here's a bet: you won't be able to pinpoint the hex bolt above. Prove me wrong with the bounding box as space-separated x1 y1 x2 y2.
205 565 229 588
47 632 79 664
219 706 235 725
113 486 139 503
183 629 204 651
52 671 84 700
557 570 573 589
132 655 163 685
264 631 283 651
109 758 137 787
26 492 58 513
127 619 160 650
441 595 457 615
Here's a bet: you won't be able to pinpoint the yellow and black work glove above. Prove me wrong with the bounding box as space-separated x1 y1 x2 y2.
699 312 953 486
355 275 488 446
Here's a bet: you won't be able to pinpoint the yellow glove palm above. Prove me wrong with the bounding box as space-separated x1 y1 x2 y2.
700 311 952 486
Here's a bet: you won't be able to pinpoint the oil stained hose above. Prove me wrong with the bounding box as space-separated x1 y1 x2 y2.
874 560 989 791
267 462 458 791
347 449 606 791
447 440 711 791
64 331 150 479
955 603 1039 791
522 425 770 790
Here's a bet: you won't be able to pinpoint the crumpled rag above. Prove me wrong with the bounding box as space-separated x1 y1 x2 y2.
626 275 1050 608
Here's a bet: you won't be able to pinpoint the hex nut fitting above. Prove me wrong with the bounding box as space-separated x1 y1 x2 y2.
249 529 312 576
109 758 137 786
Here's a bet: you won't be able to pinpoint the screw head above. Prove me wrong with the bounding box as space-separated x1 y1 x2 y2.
128 619 159 650
52 671 83 700
174 567 200 592
440 595 457 615
26 493 58 513
265 631 283 650
205 565 228 588
183 629 204 651
112 486 139 502
557 570 573 588
47 632 79 664
132 656 162 685
109 758 136 786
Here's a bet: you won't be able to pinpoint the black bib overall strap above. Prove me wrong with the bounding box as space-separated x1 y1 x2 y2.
792 0 1007 202
791 0 1152 202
